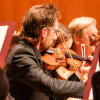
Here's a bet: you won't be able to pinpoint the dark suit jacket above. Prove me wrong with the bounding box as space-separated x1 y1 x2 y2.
5 39 85 100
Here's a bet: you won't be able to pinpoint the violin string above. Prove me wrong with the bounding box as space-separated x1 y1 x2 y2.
59 33 78 70
58 32 83 82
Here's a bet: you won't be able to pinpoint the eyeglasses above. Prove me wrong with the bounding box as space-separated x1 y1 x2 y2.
46 27 60 36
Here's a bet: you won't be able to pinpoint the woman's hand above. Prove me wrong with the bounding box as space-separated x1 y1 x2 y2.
80 56 93 75
79 56 93 82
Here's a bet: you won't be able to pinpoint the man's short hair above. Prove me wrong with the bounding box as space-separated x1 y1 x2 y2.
20 3 61 41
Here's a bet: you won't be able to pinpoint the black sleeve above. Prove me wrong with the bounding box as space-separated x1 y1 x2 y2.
12 47 85 98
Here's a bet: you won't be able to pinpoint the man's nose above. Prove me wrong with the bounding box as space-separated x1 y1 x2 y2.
53 34 57 40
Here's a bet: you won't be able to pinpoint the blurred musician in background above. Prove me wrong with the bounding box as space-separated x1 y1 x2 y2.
68 17 98 58
0 68 15 100
53 23 73 49
68 17 99 99
0 68 9 100
52 23 91 100
53 23 79 81
5 3 85 100
53 23 90 82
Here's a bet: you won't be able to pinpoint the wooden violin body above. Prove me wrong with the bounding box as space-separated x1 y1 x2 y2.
41 48 67 70
41 48 91 81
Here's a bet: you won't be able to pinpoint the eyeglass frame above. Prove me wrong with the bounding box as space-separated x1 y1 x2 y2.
46 27 60 36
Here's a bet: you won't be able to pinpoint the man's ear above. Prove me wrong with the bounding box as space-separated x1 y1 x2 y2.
40 28 48 40
73 37 81 44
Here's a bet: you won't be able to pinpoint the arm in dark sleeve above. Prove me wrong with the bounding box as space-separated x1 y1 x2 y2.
12 47 85 98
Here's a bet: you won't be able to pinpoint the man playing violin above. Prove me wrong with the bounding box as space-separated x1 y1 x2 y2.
68 17 99 99
68 17 98 77
52 23 90 82
68 17 98 58
52 23 78 81
52 23 92 100
5 3 85 100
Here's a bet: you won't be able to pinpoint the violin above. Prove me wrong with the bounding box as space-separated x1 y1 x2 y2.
89 35 100 46
41 47 90 70
41 47 91 81
41 48 67 70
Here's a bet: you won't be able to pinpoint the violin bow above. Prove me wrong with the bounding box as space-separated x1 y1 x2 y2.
58 32 84 82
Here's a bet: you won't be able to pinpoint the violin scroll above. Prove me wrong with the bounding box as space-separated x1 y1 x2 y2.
89 35 100 46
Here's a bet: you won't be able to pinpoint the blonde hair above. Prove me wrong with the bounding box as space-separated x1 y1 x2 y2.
68 17 96 38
